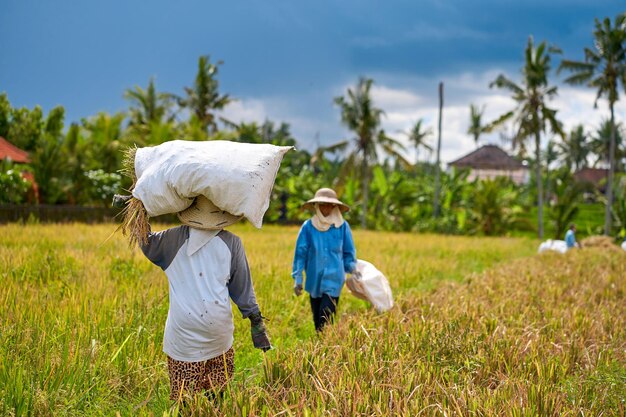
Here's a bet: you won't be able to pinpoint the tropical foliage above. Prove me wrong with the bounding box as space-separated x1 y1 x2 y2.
489 36 563 239
1 12 625 241
559 12 626 235
333 77 406 229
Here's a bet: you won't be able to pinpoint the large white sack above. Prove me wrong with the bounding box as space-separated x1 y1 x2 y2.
622 240 626 251
132 140 292 228
537 239 568 254
346 259 394 313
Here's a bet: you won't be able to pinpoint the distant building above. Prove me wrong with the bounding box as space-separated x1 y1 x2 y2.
448 144 529 185
573 167 608 193
0 136 39 202
0 136 31 163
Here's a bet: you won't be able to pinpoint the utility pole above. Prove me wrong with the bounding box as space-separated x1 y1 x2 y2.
604 106 616 235
433 82 444 218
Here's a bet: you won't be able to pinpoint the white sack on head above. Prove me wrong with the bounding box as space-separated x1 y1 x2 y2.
346 259 394 313
132 140 292 228
537 239 568 254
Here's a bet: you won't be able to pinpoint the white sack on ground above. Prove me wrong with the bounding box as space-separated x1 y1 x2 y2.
537 239 568 254
622 240 626 251
346 259 394 313
132 140 292 228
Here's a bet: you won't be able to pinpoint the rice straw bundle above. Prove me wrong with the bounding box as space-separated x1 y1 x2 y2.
119 146 150 247
580 235 619 250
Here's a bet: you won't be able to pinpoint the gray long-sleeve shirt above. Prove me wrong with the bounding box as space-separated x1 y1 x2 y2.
140 226 260 361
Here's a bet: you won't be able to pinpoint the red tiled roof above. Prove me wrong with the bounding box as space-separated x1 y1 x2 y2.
0 136 30 163
573 168 608 185
449 144 525 170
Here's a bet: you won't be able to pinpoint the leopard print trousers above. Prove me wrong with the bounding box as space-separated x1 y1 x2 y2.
167 348 235 400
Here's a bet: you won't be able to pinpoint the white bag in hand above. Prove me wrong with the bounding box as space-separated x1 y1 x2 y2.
132 140 292 228
346 259 394 313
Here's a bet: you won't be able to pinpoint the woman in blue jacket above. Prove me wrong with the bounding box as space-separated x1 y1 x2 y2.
292 188 358 332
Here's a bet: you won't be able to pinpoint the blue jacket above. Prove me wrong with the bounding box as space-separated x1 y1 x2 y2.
565 229 576 248
292 220 357 298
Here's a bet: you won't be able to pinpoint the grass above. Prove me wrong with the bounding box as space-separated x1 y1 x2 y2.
0 223 624 416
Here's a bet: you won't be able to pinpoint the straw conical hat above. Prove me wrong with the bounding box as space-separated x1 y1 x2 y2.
177 195 243 230
302 188 349 212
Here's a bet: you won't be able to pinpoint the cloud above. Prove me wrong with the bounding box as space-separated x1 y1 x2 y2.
353 73 626 165
371 85 423 110
218 95 344 149
405 23 489 42
218 70 626 166
349 22 487 50
218 98 270 124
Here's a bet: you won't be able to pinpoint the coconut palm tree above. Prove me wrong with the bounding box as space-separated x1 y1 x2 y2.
81 112 126 173
490 36 563 239
590 119 624 170
558 13 626 235
403 118 433 163
334 77 405 229
467 104 488 148
124 78 173 126
178 55 231 134
124 78 174 144
557 125 590 172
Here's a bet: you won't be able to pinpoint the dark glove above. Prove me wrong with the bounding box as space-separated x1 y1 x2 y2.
294 284 303 296
112 194 132 208
248 312 272 351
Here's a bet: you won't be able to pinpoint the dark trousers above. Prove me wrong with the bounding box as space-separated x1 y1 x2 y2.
310 294 339 332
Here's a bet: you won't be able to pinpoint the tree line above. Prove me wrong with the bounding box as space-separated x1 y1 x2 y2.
1 13 625 239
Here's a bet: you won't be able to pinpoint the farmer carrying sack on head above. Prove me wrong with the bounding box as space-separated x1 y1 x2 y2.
115 140 291 402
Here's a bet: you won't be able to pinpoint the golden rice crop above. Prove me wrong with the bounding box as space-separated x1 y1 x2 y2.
0 223 623 416
119 145 150 247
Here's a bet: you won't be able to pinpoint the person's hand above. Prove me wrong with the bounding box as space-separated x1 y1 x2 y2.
294 284 303 296
249 312 272 352
351 270 362 280
112 194 132 208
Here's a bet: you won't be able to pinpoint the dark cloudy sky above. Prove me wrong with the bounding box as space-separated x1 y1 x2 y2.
1 0 625 162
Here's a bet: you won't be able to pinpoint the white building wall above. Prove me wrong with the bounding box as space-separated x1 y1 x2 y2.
467 168 529 185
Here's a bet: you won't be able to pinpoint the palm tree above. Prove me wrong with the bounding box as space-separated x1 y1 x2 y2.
557 125 590 172
309 142 348 169
490 36 563 239
467 104 488 148
124 78 173 126
403 118 433 163
590 119 624 170
178 55 231 134
558 13 626 235
124 78 174 143
81 112 126 172
334 77 405 229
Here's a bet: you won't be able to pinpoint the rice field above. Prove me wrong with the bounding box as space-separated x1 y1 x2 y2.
1 223 624 416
